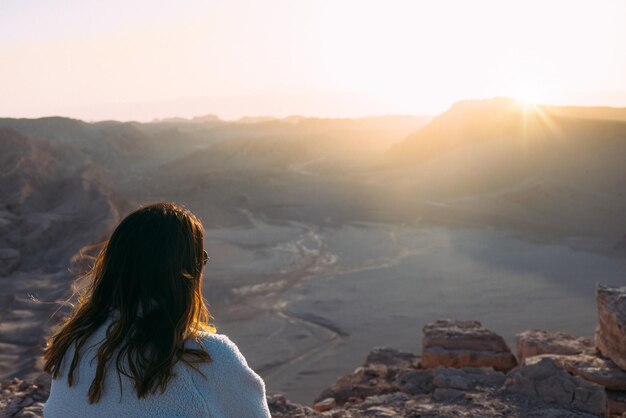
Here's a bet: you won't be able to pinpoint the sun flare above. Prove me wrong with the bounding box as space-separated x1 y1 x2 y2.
511 84 545 105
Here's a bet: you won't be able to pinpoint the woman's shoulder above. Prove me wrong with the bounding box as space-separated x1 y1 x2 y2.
184 331 266 392
184 332 271 417
186 331 249 367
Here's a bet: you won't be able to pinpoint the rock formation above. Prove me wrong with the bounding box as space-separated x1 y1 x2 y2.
421 319 518 372
4 283 626 417
596 283 626 371
525 353 626 390
516 329 595 364
504 356 606 416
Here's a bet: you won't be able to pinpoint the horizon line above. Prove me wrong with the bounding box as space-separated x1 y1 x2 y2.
2 96 626 124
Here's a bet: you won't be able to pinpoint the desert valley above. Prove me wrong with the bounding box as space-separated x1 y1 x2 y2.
1 97 626 407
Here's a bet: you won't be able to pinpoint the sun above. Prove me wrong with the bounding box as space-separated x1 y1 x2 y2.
511 84 544 105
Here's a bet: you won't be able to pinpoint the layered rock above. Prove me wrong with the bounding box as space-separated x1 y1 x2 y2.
305 323 606 418
516 329 595 364
504 357 606 416
596 283 626 371
421 320 517 372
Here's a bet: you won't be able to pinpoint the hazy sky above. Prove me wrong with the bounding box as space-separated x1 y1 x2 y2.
2 0 625 121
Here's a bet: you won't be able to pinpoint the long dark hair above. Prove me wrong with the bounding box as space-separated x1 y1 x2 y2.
44 202 214 403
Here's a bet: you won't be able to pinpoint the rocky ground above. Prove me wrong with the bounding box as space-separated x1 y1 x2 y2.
0 375 49 418
2 283 626 417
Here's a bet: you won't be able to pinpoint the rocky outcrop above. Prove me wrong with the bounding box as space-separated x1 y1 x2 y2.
516 329 595 364
306 301 626 417
283 348 603 418
524 353 626 390
421 319 517 372
505 356 606 416
6 284 626 417
314 347 430 405
596 283 626 371
304 318 609 417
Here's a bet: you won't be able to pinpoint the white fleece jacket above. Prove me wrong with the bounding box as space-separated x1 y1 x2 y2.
43 317 271 418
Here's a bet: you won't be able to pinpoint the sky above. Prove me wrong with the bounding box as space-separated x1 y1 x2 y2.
1 0 625 121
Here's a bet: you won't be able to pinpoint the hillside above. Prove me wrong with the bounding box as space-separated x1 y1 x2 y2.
379 98 626 245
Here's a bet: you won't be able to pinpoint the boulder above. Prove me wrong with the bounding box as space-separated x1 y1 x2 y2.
505 357 606 416
525 353 626 390
422 319 517 372
516 329 594 364
596 283 626 371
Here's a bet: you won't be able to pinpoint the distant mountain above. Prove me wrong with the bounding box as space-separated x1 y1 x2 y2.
149 114 223 124
162 115 433 175
388 97 626 163
3 104 625 243
191 114 222 123
235 116 279 124
380 98 626 240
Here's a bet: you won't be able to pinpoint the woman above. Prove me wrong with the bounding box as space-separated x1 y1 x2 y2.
43 202 271 417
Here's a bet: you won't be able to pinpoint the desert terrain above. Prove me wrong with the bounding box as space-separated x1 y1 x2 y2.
1 98 626 403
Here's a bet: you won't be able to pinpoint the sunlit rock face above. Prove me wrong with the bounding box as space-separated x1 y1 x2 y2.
421 320 518 372
595 283 626 371
516 329 595 364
